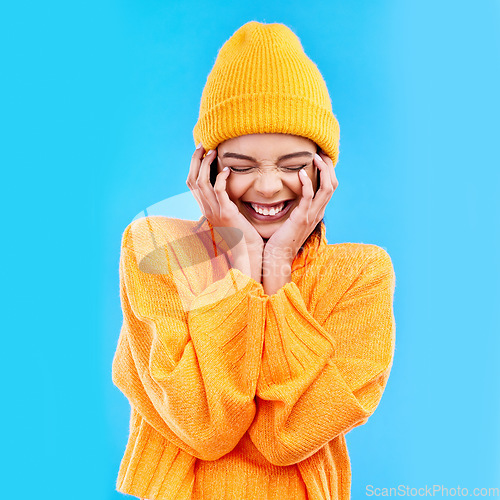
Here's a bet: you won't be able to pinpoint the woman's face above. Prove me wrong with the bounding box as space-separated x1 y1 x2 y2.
216 133 318 240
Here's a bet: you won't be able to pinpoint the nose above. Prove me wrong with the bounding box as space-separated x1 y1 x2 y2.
253 169 283 198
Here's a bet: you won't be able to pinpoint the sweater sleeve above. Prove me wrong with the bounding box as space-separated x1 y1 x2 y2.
247 246 396 466
111 227 267 461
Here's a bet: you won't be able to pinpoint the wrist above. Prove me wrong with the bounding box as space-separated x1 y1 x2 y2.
262 255 293 295
263 243 297 263
262 258 292 279
232 251 263 284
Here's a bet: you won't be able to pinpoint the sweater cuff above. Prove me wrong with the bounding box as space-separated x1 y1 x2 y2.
258 281 336 390
275 280 336 352
189 268 264 313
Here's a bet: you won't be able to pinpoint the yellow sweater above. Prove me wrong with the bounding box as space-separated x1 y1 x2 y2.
112 215 396 500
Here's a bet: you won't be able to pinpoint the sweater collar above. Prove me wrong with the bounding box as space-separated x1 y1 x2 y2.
194 216 327 273
291 221 328 273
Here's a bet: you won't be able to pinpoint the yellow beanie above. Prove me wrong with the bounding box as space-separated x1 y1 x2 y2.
193 21 340 166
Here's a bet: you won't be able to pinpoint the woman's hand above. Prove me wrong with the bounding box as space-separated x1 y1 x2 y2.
261 151 339 294
186 144 264 283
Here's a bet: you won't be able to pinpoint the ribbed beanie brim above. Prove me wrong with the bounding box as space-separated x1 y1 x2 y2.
193 21 340 166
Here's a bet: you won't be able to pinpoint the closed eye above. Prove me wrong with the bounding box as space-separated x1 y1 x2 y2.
281 164 308 171
229 164 308 173
229 166 254 173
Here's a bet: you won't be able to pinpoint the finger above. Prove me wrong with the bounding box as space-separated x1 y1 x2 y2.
213 167 236 219
213 168 263 249
294 168 315 223
319 151 339 190
313 153 335 203
196 149 219 216
186 143 210 215
186 142 205 189
309 153 335 219
330 163 339 190
305 171 325 226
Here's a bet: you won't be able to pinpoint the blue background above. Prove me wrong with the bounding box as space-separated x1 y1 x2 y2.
2 1 499 498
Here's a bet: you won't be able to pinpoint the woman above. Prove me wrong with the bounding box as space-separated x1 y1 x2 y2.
189 132 330 295
112 21 396 500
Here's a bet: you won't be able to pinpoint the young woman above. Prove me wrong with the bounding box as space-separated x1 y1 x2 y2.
112 21 396 500
188 132 330 295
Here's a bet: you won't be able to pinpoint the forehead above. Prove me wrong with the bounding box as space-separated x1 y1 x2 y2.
217 133 316 159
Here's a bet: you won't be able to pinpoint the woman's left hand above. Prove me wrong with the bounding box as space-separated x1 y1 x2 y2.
263 151 339 263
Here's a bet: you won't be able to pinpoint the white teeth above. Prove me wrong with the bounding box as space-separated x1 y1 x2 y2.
250 202 285 216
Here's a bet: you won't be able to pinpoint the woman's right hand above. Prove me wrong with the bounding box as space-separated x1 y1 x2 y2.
186 144 264 283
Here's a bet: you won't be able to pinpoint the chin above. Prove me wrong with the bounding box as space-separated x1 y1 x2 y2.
254 224 281 241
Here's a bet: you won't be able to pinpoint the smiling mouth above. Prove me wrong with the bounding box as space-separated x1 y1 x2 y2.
242 199 294 220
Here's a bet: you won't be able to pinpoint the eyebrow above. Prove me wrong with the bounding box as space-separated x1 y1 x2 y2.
221 151 314 161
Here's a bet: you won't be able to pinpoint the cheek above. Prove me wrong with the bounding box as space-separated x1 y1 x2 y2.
288 175 307 196
225 176 247 202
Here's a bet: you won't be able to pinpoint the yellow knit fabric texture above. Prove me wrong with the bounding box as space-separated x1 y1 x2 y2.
112 216 396 500
193 21 341 166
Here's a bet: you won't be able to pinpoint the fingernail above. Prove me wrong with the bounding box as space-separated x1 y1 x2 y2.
196 142 203 150
314 153 322 161
206 149 214 155
299 169 307 176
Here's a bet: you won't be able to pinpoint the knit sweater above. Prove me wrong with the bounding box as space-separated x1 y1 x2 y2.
111 215 396 500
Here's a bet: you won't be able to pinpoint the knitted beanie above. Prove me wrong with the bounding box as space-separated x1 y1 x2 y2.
192 21 340 166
